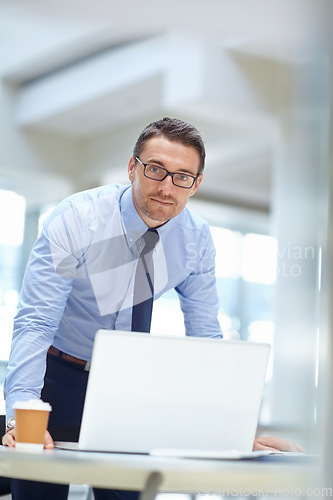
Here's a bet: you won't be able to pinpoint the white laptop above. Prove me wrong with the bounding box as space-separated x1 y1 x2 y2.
69 330 270 457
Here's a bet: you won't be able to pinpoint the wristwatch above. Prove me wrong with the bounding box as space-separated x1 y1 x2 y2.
6 417 16 432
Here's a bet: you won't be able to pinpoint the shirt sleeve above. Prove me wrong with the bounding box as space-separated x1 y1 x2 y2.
4 201 81 419
175 226 222 339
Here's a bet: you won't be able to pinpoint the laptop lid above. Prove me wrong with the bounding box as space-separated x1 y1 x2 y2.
78 330 270 454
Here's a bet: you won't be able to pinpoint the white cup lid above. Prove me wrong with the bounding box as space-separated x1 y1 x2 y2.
13 399 52 411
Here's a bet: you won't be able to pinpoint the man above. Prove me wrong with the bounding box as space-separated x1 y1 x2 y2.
2 117 303 500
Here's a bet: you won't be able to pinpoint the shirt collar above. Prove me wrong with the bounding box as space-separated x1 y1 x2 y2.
120 186 150 247
120 185 181 246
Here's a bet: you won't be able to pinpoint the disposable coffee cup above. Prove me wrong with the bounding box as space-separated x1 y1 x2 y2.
13 399 52 452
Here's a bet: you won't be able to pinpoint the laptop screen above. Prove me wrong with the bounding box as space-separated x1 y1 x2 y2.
78 330 270 454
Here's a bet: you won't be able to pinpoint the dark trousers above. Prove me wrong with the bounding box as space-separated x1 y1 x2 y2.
11 354 141 500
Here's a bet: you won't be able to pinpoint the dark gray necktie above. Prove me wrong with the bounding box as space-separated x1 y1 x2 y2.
131 229 159 332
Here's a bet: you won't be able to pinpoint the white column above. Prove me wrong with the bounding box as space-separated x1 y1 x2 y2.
268 56 328 450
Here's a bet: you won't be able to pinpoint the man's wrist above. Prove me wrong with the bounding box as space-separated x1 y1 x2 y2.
6 417 16 432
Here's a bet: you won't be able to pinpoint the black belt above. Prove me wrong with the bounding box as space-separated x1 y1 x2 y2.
47 346 91 371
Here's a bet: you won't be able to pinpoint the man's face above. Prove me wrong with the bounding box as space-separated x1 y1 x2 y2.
128 136 203 228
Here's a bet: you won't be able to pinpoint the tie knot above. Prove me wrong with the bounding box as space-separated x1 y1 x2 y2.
143 229 159 250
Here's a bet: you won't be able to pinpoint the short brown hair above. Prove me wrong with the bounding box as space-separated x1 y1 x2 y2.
133 117 205 174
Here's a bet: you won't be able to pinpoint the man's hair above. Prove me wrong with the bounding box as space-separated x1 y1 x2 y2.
133 117 206 174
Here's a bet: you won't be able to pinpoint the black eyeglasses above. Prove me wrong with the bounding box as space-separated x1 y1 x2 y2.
135 157 198 189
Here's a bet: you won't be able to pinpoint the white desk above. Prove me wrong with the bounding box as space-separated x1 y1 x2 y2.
0 446 320 499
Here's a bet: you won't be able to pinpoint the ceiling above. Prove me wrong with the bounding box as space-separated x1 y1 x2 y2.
0 0 329 213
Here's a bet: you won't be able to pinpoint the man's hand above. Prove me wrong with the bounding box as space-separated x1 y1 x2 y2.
2 429 54 450
253 436 306 453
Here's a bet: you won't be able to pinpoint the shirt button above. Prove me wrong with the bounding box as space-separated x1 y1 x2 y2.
129 237 133 242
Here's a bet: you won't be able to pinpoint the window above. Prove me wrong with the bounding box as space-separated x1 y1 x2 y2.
0 190 26 413
152 209 277 348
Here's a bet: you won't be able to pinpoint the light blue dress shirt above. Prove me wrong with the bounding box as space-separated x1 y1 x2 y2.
4 184 222 418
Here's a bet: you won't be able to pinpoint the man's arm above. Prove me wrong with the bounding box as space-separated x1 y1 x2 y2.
175 226 222 338
253 436 306 452
4 201 79 420
2 428 54 449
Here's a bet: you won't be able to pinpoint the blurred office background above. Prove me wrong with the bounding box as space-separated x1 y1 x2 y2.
0 0 332 491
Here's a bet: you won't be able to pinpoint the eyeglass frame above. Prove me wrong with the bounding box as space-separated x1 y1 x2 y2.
134 156 199 189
